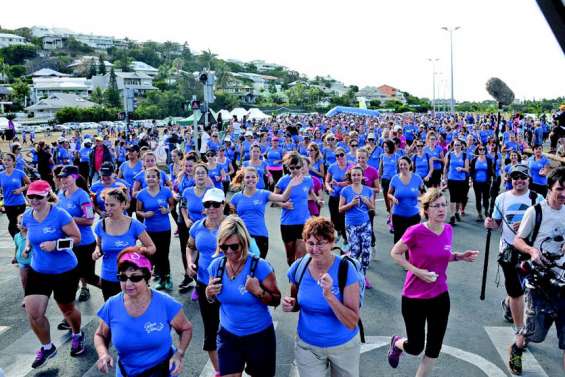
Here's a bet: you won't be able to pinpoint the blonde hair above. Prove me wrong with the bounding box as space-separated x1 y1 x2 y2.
231 166 257 191
420 188 444 219
215 215 251 260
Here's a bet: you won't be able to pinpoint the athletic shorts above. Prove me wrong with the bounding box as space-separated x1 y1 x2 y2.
447 180 468 203
25 267 80 304
280 224 305 243
499 259 525 298
523 287 565 349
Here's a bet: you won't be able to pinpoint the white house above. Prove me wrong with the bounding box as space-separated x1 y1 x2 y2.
0 33 30 48
91 71 156 98
41 36 64 50
130 61 158 77
31 77 90 103
232 72 280 95
31 68 71 78
25 93 96 119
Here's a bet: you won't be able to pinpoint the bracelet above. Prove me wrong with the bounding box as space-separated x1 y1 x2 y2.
453 253 458 261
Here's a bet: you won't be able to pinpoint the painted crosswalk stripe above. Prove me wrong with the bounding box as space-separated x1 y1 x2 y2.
0 327 9 336
485 326 549 377
0 315 94 377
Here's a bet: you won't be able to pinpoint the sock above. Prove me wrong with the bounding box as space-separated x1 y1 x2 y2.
72 331 81 337
42 342 53 350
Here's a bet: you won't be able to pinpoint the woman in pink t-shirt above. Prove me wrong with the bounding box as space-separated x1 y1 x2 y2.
387 189 478 377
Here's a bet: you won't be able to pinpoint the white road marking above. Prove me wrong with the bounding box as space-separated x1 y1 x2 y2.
0 327 9 336
485 326 549 377
0 315 94 377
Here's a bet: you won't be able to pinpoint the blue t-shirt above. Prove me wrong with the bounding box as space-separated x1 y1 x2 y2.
136 187 173 232
413 153 430 179
367 147 383 170
79 147 92 163
528 156 550 186
208 257 274 336
265 147 284 169
473 159 489 183
94 218 146 282
309 159 324 179
288 255 359 347
424 145 443 170
390 174 423 217
207 164 224 189
446 152 467 181
119 161 143 188
181 187 207 223
380 154 398 180
23 206 77 274
340 185 373 226
327 163 350 197
91 181 127 212
231 190 271 237
0 169 26 206
58 189 95 245
323 148 337 165
134 170 168 189
487 152 502 177
97 290 182 377
189 219 220 284
275 175 313 225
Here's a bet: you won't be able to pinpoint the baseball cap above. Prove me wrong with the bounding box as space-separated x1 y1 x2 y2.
245 130 253 137
224 136 232 143
126 144 140 152
27 180 51 196
510 164 529 178
100 162 114 176
58 165 79 178
118 251 152 271
82 139 92 147
367 133 375 139
202 188 225 203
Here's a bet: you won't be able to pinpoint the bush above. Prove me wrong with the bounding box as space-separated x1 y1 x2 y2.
55 106 119 123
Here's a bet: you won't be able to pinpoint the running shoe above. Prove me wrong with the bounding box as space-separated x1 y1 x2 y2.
191 289 199 302
387 336 403 368
164 275 173 290
476 214 484 222
155 278 165 290
501 298 513 323
78 287 90 302
509 343 523 375
178 275 194 290
455 212 461 222
57 319 71 331
31 344 57 368
70 331 85 357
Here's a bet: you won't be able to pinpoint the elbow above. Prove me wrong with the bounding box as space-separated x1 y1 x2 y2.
344 314 360 330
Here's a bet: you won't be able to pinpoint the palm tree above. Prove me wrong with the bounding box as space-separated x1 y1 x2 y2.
198 49 218 70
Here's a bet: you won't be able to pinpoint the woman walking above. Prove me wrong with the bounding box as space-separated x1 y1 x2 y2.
326 147 351 244
469 145 493 221
443 140 469 225
0 152 30 238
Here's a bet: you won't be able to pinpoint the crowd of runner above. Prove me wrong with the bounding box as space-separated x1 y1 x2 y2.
1 106 564 377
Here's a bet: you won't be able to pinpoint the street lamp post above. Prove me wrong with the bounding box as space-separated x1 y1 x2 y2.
441 26 460 114
427 58 439 115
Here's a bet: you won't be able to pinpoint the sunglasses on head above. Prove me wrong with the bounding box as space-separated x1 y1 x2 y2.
117 273 146 283
336 153 345 158
27 194 46 200
203 201 222 208
219 243 240 252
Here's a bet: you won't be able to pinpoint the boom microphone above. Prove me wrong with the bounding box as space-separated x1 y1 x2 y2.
486 77 515 106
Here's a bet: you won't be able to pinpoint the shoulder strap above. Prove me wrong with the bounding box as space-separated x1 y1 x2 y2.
249 255 260 278
293 255 312 291
216 256 227 280
528 190 538 206
102 217 106 232
529 203 543 246
338 256 349 297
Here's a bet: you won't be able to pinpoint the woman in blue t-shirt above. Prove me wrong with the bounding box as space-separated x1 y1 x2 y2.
216 146 234 194
469 145 493 221
243 144 272 190
118 145 143 216
230 166 304 259
379 140 399 216
136 167 175 290
265 137 285 189
132 151 172 197
0 152 30 237
527 145 551 197
388 157 425 243
423 132 445 188
326 147 352 244
93 187 155 300
443 141 469 225
307 142 325 180
283 217 361 377
21 180 84 369
339 166 375 284
206 216 281 377
94 247 193 377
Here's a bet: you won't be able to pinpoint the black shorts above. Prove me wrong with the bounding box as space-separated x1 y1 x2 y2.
25 267 80 304
217 325 276 377
499 259 525 298
72 242 97 280
428 169 442 186
447 180 467 203
280 224 304 243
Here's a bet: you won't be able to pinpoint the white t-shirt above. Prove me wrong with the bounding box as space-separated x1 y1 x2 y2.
517 200 565 257
492 190 543 250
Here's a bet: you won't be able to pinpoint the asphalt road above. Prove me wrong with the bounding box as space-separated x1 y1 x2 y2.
0 192 562 377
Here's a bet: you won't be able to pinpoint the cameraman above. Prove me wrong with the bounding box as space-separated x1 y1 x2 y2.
484 165 543 334
509 166 565 375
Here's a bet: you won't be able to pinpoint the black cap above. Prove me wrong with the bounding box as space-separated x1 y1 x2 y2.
126 144 140 152
58 165 79 178
100 162 115 176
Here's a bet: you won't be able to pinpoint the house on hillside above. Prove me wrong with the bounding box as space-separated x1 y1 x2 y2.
31 68 71 78
31 77 90 103
68 56 113 75
91 71 156 98
232 72 281 95
41 36 64 50
130 61 158 77
0 33 31 48
25 93 96 119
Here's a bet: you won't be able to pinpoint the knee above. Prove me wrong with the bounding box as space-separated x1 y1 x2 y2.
405 339 425 356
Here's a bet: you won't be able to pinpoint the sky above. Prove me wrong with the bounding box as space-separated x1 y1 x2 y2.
2 0 564 101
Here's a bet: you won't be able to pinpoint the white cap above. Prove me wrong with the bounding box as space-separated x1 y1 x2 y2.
224 136 232 142
245 130 253 137
202 188 225 203
394 125 402 131
367 133 375 139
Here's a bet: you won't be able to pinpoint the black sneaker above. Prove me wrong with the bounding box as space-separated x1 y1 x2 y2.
501 298 513 323
449 216 456 225
455 213 461 222
509 343 523 375
70 331 85 357
178 275 194 291
57 319 71 331
78 287 90 302
31 345 57 368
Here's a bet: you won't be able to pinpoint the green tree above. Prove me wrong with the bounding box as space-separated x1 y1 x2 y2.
8 64 26 81
98 55 107 75
115 50 132 72
63 37 94 55
0 44 37 65
369 99 381 108
198 49 217 70
91 87 105 104
10 78 29 107
212 91 240 110
105 68 121 107
87 59 97 79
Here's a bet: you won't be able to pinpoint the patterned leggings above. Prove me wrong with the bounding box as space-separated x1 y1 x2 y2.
345 222 372 275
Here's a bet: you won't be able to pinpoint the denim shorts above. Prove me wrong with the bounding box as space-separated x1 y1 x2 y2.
522 287 565 349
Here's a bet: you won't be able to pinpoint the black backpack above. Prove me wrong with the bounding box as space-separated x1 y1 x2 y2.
215 255 260 280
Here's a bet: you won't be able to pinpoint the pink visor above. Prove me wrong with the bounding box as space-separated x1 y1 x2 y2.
118 252 152 271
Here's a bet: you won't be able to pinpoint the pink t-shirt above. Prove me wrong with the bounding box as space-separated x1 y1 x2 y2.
401 223 453 299
363 166 379 188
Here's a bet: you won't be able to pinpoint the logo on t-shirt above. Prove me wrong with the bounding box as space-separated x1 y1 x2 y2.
239 285 248 295
253 200 261 206
114 240 128 248
144 322 164 334
43 227 56 234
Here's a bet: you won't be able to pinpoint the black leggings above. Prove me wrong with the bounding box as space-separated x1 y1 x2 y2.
473 181 490 215
401 292 450 358
328 195 346 241
72 242 100 287
5 204 26 238
101 279 121 301
381 178 391 212
178 220 189 272
369 210 376 247
197 282 220 351
392 214 421 243
253 235 269 259
147 230 172 277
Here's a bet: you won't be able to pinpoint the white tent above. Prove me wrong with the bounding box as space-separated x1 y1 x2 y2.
217 109 231 121
0 117 18 129
230 107 248 120
247 108 271 120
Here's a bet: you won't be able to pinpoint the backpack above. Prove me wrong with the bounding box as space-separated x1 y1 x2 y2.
215 254 260 280
292 249 366 342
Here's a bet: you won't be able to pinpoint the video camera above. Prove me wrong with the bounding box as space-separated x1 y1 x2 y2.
519 235 565 293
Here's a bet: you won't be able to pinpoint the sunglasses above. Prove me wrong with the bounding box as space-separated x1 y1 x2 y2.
327 138 335 141
288 165 301 170
336 153 345 158
477 148 485 152
117 273 146 283
27 194 47 200
219 243 240 252
454 144 461 147
416 145 424 147
511 174 528 180
350 144 358 147
203 201 222 208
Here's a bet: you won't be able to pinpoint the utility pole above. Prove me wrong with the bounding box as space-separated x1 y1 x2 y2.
427 58 439 115
441 26 460 114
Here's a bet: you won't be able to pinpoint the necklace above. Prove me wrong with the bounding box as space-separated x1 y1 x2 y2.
227 261 245 280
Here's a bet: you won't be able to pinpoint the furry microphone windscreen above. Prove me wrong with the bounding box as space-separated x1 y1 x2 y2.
486 78 515 106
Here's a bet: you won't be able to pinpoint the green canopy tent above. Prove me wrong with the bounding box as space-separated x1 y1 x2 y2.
175 109 217 126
